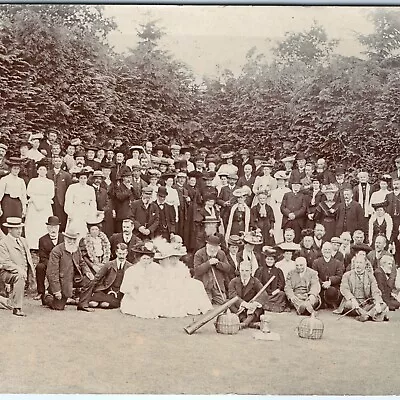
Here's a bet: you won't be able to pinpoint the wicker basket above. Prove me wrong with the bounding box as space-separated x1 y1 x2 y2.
215 312 240 335
297 313 324 340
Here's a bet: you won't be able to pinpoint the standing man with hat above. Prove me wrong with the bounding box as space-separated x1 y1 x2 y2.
217 173 240 229
113 169 135 233
0 157 27 233
131 165 148 200
35 216 64 303
237 149 253 178
194 235 231 305
385 176 400 264
154 186 176 240
45 226 95 311
91 170 108 219
280 176 307 243
47 154 72 232
0 217 35 316
290 152 307 184
130 186 160 241
85 146 100 170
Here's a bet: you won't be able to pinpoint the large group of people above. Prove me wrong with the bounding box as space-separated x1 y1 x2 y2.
0 131 399 325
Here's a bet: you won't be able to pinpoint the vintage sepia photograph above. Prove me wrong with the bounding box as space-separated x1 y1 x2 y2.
0 3 399 395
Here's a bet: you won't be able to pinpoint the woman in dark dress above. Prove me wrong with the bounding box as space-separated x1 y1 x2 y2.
314 183 340 241
250 191 275 247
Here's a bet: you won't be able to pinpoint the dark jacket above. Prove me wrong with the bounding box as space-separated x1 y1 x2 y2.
254 266 285 294
228 276 268 312
109 232 143 263
38 233 64 266
335 200 366 236
312 256 345 287
92 259 133 293
130 199 159 239
154 202 176 238
113 182 136 221
47 169 72 207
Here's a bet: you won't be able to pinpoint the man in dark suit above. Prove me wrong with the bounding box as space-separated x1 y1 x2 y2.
91 170 108 215
299 229 320 269
131 165 148 200
82 243 133 309
335 186 366 237
225 235 242 283
109 218 143 263
237 149 254 178
385 177 400 263
281 178 307 243
353 171 376 226
237 164 255 206
45 227 95 312
110 150 129 183
35 216 64 303
228 261 268 327
47 155 72 231
130 186 159 240
217 173 239 229
85 146 100 170
390 156 400 181
112 170 136 233
312 242 345 309
154 186 176 240
194 235 232 305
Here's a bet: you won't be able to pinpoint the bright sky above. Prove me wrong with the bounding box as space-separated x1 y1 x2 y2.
103 6 383 79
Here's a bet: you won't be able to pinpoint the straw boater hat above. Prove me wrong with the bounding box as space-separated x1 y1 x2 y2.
379 174 392 184
3 217 24 228
274 170 289 180
86 214 104 227
322 183 339 193
92 170 105 179
129 145 144 153
221 151 235 159
276 242 301 252
281 155 296 163
228 235 243 246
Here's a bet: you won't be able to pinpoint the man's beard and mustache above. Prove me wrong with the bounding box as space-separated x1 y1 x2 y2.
65 242 79 253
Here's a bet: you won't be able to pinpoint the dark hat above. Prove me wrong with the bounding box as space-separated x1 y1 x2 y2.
181 145 194 153
46 216 61 226
371 200 388 210
310 173 321 183
161 172 176 181
296 152 306 161
253 154 266 161
36 159 49 169
18 140 30 148
194 155 205 163
75 151 86 158
206 235 221 246
301 228 315 238
117 169 132 179
291 176 302 185
188 171 202 179
335 166 345 175
324 287 341 304
85 145 98 152
157 186 168 197
203 192 217 202
76 167 94 177
131 165 141 171
132 243 155 256
351 243 372 253
228 235 243 246
100 160 115 169
154 144 170 154
342 183 353 191
198 147 209 154
205 155 219 164
203 171 216 181
5 157 23 167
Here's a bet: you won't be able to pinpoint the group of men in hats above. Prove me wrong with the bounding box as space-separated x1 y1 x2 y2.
0 132 398 322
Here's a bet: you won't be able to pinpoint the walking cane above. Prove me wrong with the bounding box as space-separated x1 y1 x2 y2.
336 297 373 321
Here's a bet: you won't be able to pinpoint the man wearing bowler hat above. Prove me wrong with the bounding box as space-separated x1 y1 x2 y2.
154 186 176 240
194 234 231 305
0 217 35 316
35 216 64 303
45 226 95 312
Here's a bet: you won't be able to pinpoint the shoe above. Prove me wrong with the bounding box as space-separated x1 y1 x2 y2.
66 298 78 305
284 307 291 313
77 306 95 312
356 314 369 322
13 308 26 317
297 304 306 315
33 294 42 301
383 314 390 322
332 308 342 314
248 322 261 329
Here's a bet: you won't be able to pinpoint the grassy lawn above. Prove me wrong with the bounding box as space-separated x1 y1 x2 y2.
1 297 399 395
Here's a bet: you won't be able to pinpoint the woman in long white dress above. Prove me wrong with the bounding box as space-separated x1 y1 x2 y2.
25 160 54 250
64 168 97 238
120 243 163 319
153 236 212 317
252 163 277 207
269 171 291 243
164 174 180 223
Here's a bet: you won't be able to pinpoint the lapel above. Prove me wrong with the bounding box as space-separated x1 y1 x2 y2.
242 277 255 298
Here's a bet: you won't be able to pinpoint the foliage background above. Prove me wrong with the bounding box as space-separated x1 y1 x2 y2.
0 5 399 180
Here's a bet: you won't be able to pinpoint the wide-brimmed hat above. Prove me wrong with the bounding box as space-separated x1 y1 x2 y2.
233 187 250 197
322 183 339 193
296 152 306 161
379 174 392 183
274 170 289 180
159 157 172 166
276 242 301 252
203 192 217 202
170 144 181 151
335 166 345 176
221 151 235 159
261 161 273 168
132 243 155 256
5 157 23 167
161 172 176 181
176 171 187 178
227 173 238 180
3 217 24 228
203 171 216 181
86 214 104 227
198 147 209 154
243 231 263 245
281 155 296 163
170 241 187 257
228 235 243 246
46 216 61 226
28 132 43 142
262 245 278 258
63 227 80 240
100 160 115 169
130 145 144 153
301 228 315 238
117 169 132 179
351 243 372 253
75 166 94 177
371 200 388 210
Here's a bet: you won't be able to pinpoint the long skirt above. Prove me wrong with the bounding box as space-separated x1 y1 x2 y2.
25 202 52 249
0 195 22 234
